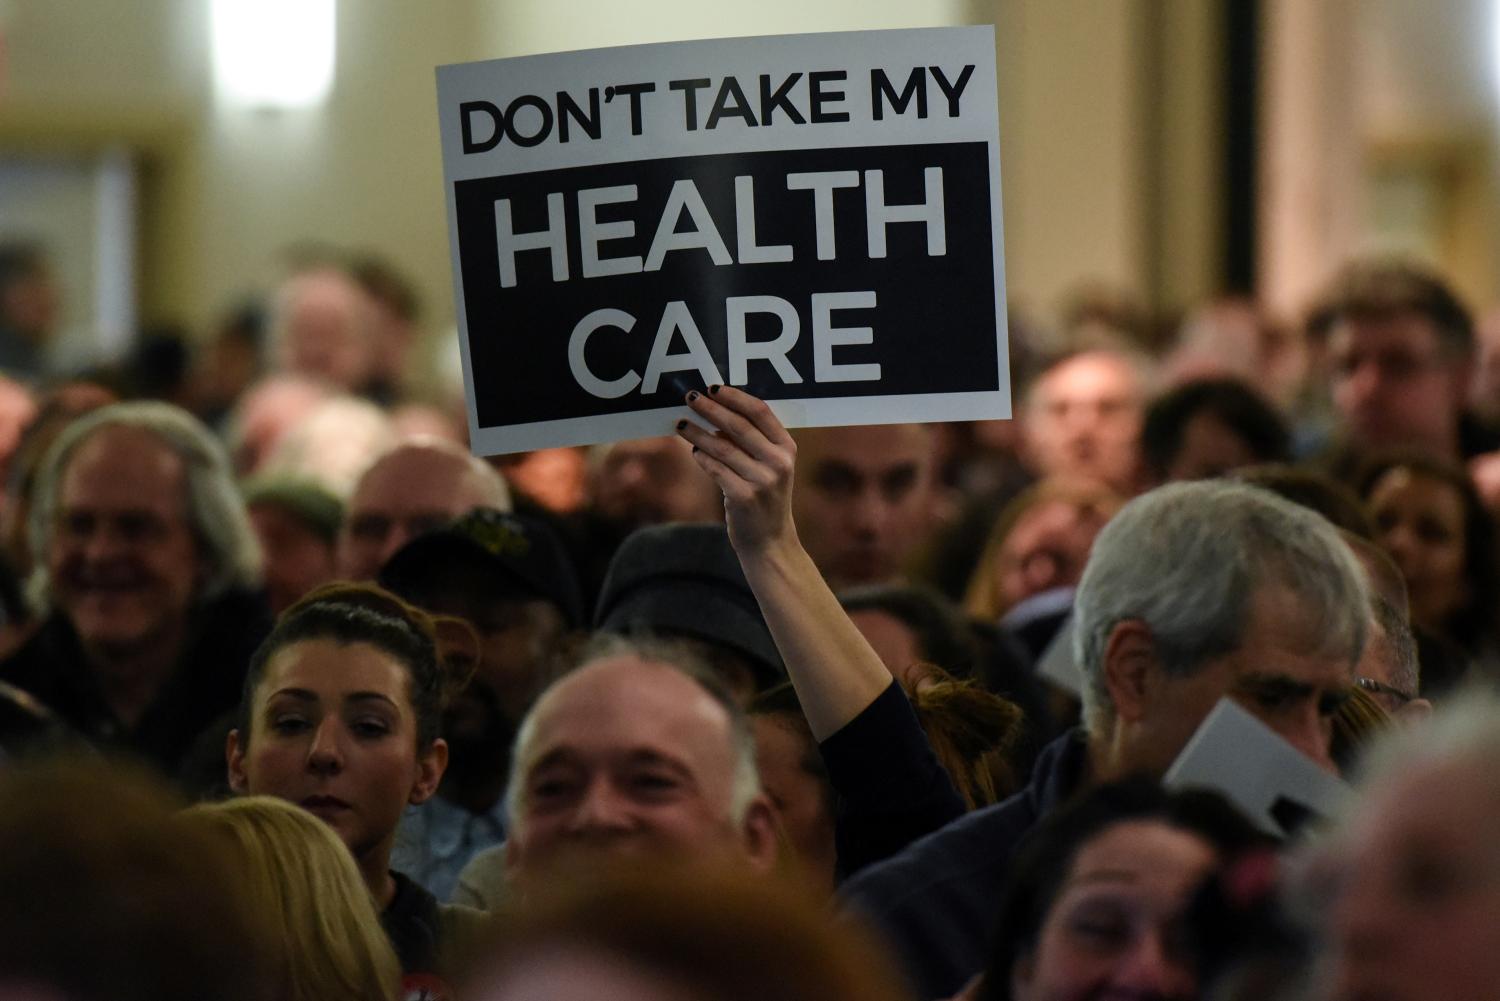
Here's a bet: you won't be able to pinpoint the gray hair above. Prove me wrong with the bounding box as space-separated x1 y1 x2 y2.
26 402 262 612
1370 596 1420 697
1073 480 1369 732
505 632 761 836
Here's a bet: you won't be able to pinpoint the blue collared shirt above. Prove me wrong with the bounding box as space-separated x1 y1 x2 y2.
391 795 507 903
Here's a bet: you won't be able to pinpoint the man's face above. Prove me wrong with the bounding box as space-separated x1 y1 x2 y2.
247 502 336 615
1133 584 1355 775
338 446 497 580
1324 757 1500 1001
47 426 202 658
1012 820 1215 1001
1022 353 1144 493
594 437 721 529
791 425 936 590
1164 412 1262 482
276 271 375 393
1329 313 1465 454
506 657 750 881
416 570 566 746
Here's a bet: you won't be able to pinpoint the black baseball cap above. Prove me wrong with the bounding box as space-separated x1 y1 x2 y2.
379 507 584 627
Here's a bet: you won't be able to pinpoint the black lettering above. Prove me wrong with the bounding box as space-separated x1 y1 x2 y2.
706 76 758 129
460 100 503 154
929 64 975 117
670 78 713 130
758 72 805 125
808 70 850 124
556 88 601 142
871 68 927 120
505 94 553 147
606 82 656 136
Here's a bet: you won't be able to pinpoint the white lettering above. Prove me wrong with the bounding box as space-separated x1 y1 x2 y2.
864 167 946 258
642 300 725 393
578 185 643 278
734 176 793 264
786 170 860 261
568 308 641 399
812 291 881 383
726 295 802 385
644 180 733 271
495 192 569 288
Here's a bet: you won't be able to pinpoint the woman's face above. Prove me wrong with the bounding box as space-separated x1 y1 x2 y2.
996 498 1113 612
228 638 445 865
1367 468 1469 630
1011 820 1215 1001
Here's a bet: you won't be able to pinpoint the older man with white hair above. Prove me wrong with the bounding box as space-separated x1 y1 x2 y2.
670 383 1370 1000
0 402 269 774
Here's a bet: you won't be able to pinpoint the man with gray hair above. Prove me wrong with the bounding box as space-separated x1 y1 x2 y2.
0 402 270 776
841 479 1370 998
454 635 777 909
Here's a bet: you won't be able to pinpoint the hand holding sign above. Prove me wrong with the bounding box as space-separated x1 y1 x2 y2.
675 385 798 556
675 386 895 743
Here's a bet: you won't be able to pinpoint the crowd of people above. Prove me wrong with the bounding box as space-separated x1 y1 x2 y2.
1 247 1499 1001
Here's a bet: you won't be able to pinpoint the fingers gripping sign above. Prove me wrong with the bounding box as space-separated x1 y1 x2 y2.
675 386 799 553
672 384 901 742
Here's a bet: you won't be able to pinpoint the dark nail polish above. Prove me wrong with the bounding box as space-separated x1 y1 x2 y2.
687 391 700 402
709 384 721 395
675 419 687 430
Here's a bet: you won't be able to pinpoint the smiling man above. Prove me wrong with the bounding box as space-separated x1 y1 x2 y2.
497 637 778 896
0 403 268 775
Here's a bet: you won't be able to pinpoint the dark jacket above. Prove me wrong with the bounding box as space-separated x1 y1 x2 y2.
0 588 271 778
839 729 1091 999
820 679 966 880
382 870 487 996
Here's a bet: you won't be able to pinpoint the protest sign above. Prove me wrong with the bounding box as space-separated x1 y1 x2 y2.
437 26 1008 453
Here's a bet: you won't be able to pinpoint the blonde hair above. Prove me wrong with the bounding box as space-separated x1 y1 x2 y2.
182 797 400 1001
468 863 912 1001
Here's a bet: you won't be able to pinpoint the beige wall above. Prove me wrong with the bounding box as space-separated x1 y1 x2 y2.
1 0 1224 351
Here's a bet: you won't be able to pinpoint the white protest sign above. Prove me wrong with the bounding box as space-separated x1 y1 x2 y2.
1163 698 1350 839
437 27 1009 454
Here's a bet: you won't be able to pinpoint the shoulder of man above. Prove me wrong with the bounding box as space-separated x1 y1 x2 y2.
451 842 510 912
436 900 491 965
838 729 1088 999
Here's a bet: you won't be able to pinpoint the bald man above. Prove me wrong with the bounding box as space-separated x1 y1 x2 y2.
337 438 511 580
441 638 778 908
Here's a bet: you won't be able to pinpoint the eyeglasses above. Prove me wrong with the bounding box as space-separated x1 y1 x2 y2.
1356 676 1416 705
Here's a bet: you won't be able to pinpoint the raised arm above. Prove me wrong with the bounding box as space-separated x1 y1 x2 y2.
675 385 894 740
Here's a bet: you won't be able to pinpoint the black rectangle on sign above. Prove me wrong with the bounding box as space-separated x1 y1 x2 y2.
454 141 997 431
